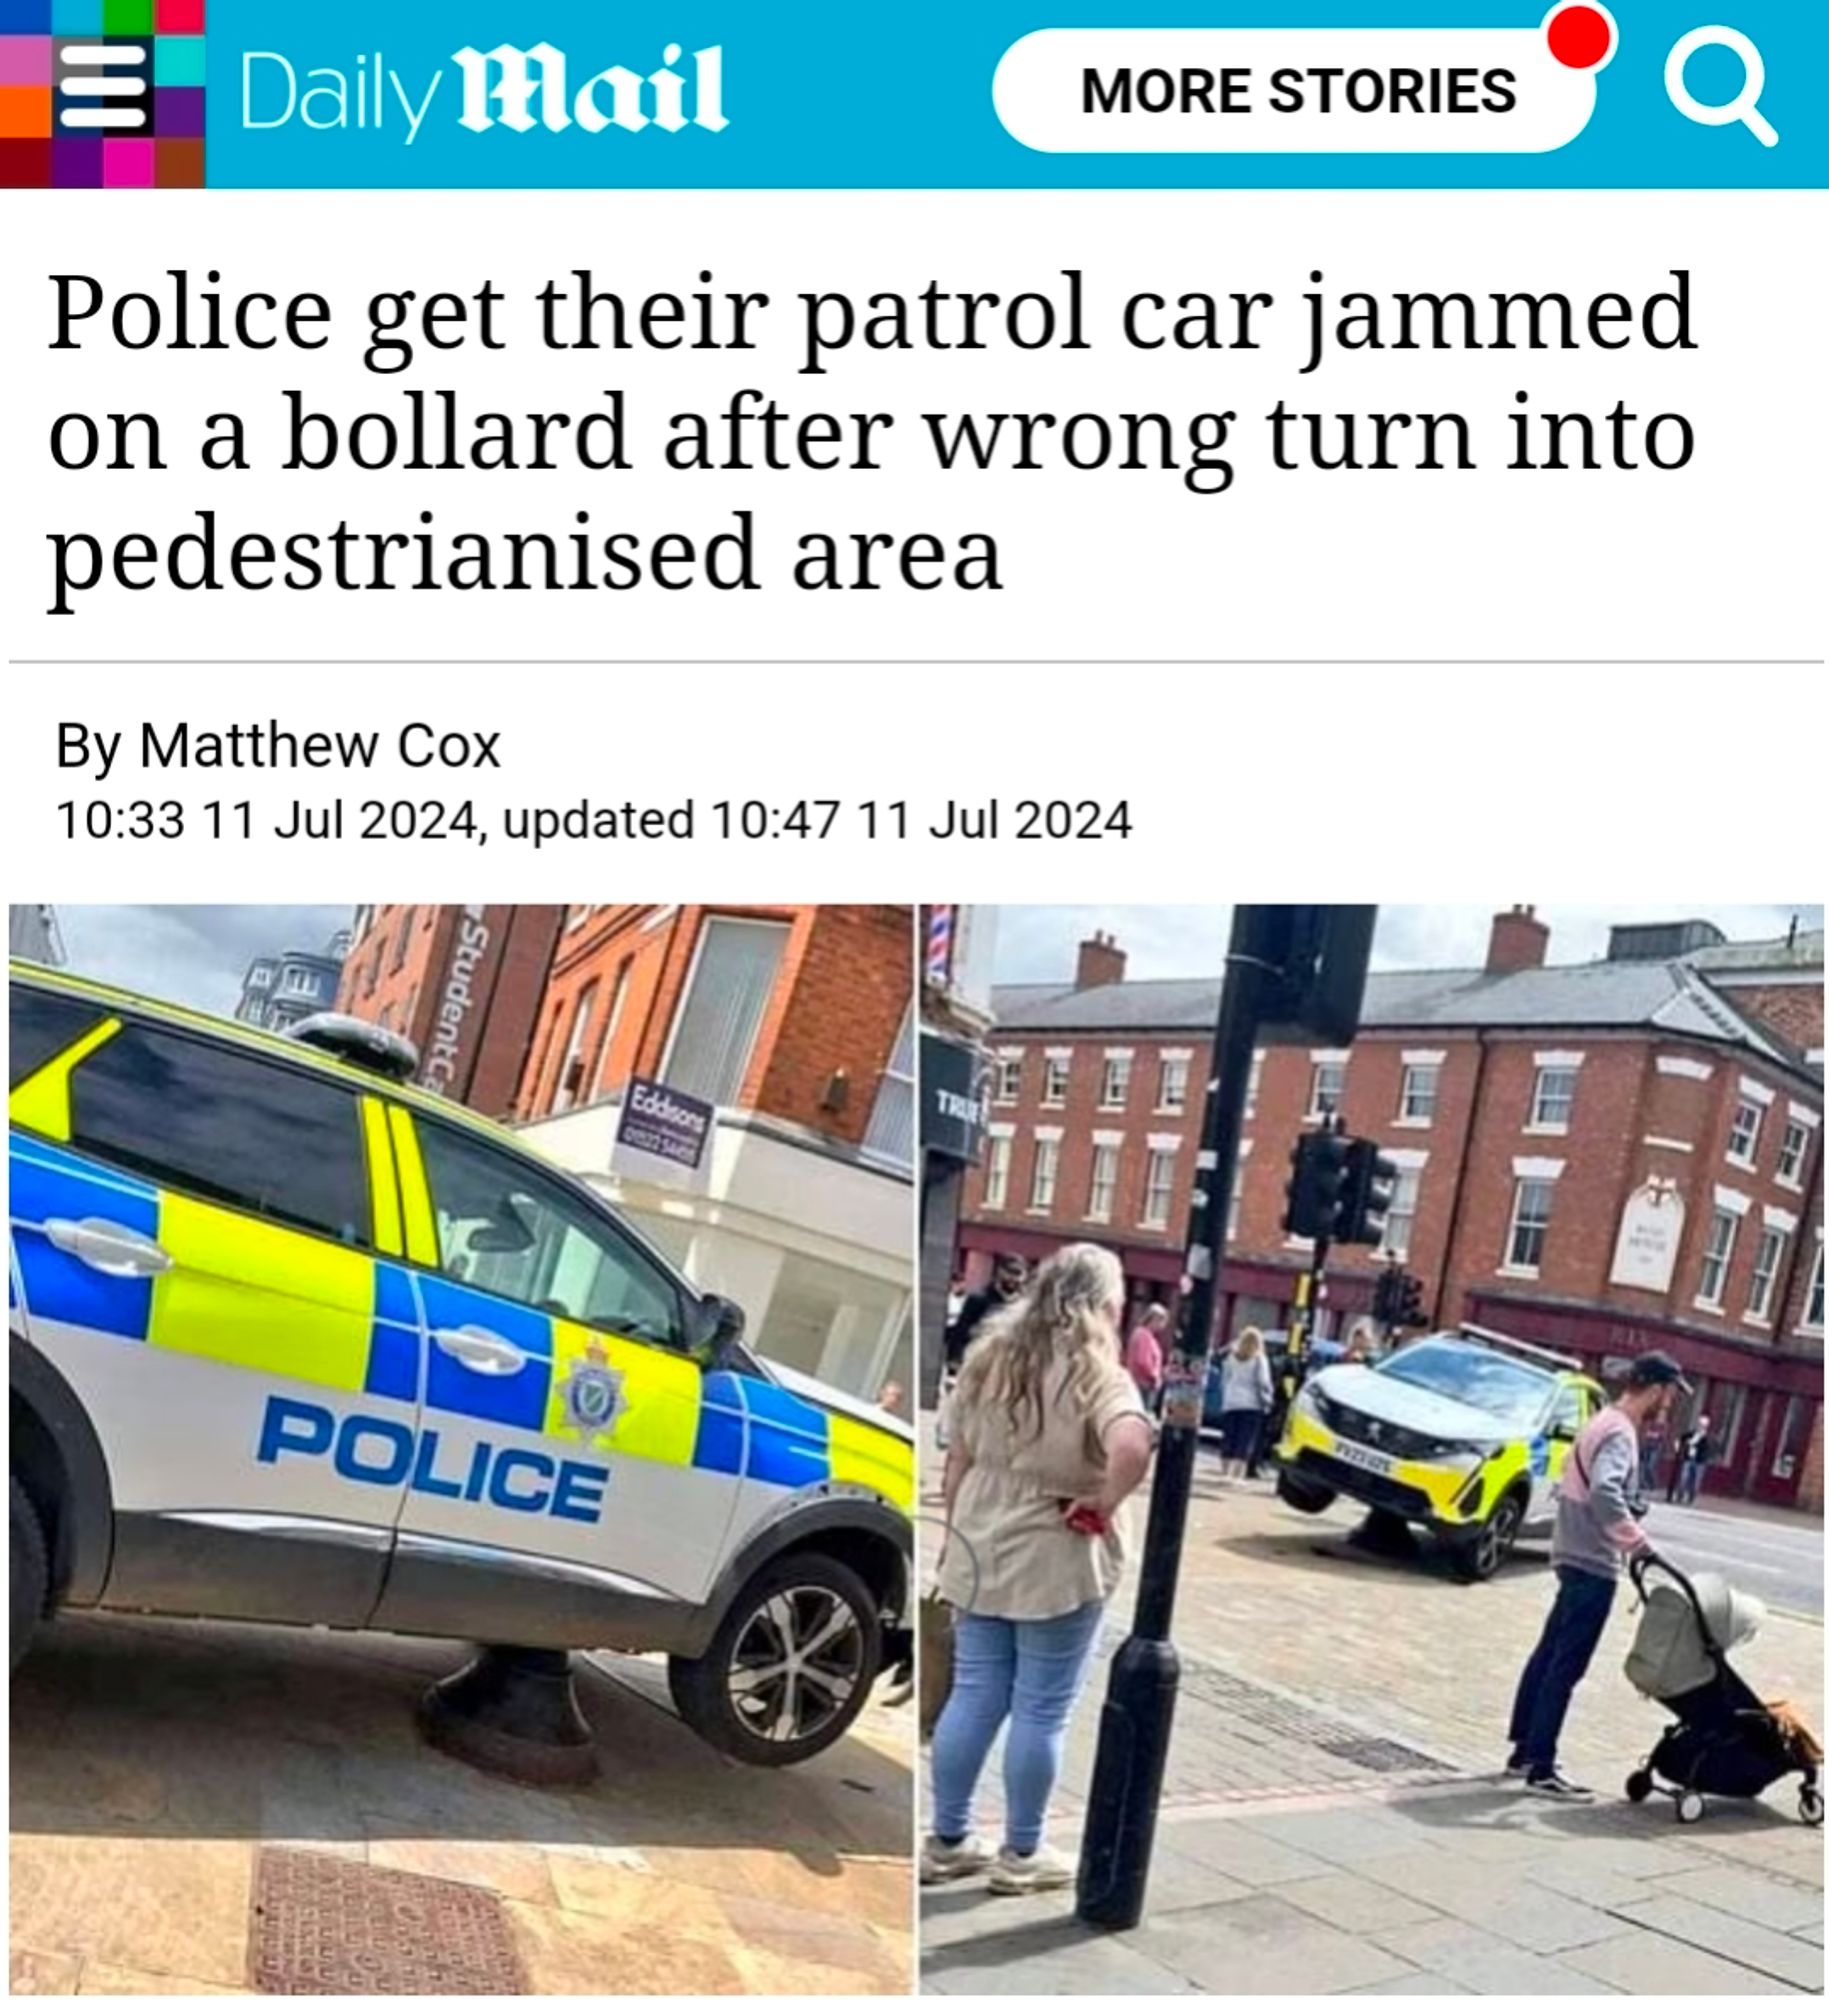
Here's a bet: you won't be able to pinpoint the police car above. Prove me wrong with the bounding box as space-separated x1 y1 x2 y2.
1275 1327 1602 1581
8 964 913 1765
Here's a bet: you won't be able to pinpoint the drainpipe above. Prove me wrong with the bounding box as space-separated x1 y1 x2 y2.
1434 1029 1489 1327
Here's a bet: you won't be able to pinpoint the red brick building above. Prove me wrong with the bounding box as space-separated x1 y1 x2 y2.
958 912 1825 1510
515 906 917 1402
514 904 913 1154
337 904 565 1117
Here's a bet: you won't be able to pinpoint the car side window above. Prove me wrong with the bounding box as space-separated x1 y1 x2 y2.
414 1117 684 1349
9 985 105 1089
1551 1383 1585 1436
67 1023 371 1247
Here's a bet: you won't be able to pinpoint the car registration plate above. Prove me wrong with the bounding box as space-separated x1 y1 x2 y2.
1333 1439 1397 1479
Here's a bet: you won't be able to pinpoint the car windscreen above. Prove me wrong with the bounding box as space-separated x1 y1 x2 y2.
1376 1343 1553 1428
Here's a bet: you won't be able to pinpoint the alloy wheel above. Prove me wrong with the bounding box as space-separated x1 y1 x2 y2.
727 1585 865 1743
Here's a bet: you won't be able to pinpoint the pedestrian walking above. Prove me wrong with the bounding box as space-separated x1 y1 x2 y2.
945 1254 1028 1372
923 1243 1154 1896
938 1254 1029 1450
1675 1415 1713 1505
1506 1350 1686 1799
1125 1301 1170 1407
1217 1325 1275 1481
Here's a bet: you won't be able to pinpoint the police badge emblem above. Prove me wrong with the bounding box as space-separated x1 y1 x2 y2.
562 1338 626 1448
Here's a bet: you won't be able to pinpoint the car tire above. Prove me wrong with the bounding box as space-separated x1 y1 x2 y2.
11 1477 49 1672
1450 1489 1523 1583
1276 1470 1336 1516
669 1551 882 1767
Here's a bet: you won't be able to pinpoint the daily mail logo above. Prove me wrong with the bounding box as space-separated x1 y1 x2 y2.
242 42 729 145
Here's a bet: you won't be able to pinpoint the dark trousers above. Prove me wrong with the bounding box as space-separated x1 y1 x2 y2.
1509 1566 1616 1777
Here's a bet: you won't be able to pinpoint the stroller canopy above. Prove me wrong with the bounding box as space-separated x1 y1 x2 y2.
1626 1570 1764 1702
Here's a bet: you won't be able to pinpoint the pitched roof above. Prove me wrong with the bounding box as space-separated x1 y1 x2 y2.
1684 928 1824 977
990 955 1814 1079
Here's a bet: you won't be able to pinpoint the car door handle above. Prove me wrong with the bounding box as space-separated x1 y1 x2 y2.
433 1326 529 1376
44 1216 173 1279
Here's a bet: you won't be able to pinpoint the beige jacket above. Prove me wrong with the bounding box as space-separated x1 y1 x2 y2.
937 1354 1151 1621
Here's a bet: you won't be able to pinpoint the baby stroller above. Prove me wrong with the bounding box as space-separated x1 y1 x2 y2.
1623 1551 1822 1826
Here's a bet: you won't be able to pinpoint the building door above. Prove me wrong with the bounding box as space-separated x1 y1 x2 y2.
1747 1392 1812 1508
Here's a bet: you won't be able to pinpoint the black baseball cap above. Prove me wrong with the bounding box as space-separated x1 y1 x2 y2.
1626 1349 1690 1392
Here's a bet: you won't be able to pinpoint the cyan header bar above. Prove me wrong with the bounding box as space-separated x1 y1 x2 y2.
198 0 1823 187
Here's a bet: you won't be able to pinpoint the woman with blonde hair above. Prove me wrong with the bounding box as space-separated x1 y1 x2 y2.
1218 1324 1275 1480
923 1242 1154 1895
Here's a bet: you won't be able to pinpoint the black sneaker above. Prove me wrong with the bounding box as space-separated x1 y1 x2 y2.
1526 1769 1595 1801
1503 1750 1529 1779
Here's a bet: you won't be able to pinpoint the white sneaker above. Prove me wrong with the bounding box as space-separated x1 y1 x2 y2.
921 1832 995 1883
987 1843 1076 1895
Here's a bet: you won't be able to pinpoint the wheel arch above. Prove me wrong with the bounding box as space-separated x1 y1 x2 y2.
683 1494 911 1658
9 1333 114 1607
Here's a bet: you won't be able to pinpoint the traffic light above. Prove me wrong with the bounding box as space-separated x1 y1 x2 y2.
1240 907 1378 1046
1372 1265 1430 1328
1284 1128 1351 1240
1335 1138 1400 1247
1372 1263 1401 1324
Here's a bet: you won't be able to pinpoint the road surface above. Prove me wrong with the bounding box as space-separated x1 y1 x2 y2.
1642 1500 1824 1618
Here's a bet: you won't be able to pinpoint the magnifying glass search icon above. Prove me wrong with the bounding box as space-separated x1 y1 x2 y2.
1666 25 1778 146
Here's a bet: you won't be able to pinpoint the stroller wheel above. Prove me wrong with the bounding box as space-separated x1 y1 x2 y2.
1674 1789 1705 1824
1624 1768 1653 1804
1800 1786 1823 1829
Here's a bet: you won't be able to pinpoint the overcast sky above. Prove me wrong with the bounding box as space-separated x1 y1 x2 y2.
52 905 356 1014
994 904 1824 984
36 901 1824 1015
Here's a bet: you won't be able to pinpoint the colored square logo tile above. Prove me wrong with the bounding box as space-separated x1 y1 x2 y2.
151 30 196 81
0 34 52 81
100 129 148 179
152 129 197 182
151 79 194 132
0 82 52 135
51 129 98 180
154 0 199 30
101 0 149 30
0 133 51 179
0 0 54 31
53 35 151 133
51 0 101 27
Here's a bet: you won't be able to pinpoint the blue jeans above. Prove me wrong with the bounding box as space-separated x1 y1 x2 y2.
929 1601 1104 1855
1509 1566 1616 1778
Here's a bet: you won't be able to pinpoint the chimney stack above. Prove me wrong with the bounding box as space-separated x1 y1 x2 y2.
1075 931 1127 990
1486 905 1549 975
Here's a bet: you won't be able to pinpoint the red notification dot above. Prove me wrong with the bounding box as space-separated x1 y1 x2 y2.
1548 5 1613 69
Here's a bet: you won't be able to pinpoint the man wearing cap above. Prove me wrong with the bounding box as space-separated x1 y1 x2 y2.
1505 1350 1688 1799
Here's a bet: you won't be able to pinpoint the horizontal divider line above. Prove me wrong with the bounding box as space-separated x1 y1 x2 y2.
10 657 1823 668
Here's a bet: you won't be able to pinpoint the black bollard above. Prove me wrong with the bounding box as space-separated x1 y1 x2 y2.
418 1644 599 1788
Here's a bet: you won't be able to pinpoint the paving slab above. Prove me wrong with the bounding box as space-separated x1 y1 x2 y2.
1374 1916 1623 1994
1345 1976 1473 1995
1650 1864 1828 1937
1244 1803 1439 1867
8 1834 255 1990
924 1918 1198 1995
1560 1928 1803 1994
1156 1816 1342 1888
12 1612 914 1999
1125 1893 1416 1994
1272 1869 1447 1937
1616 1894 1825 1990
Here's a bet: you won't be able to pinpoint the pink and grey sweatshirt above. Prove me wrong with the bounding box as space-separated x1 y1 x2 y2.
1552 1405 1651 1579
